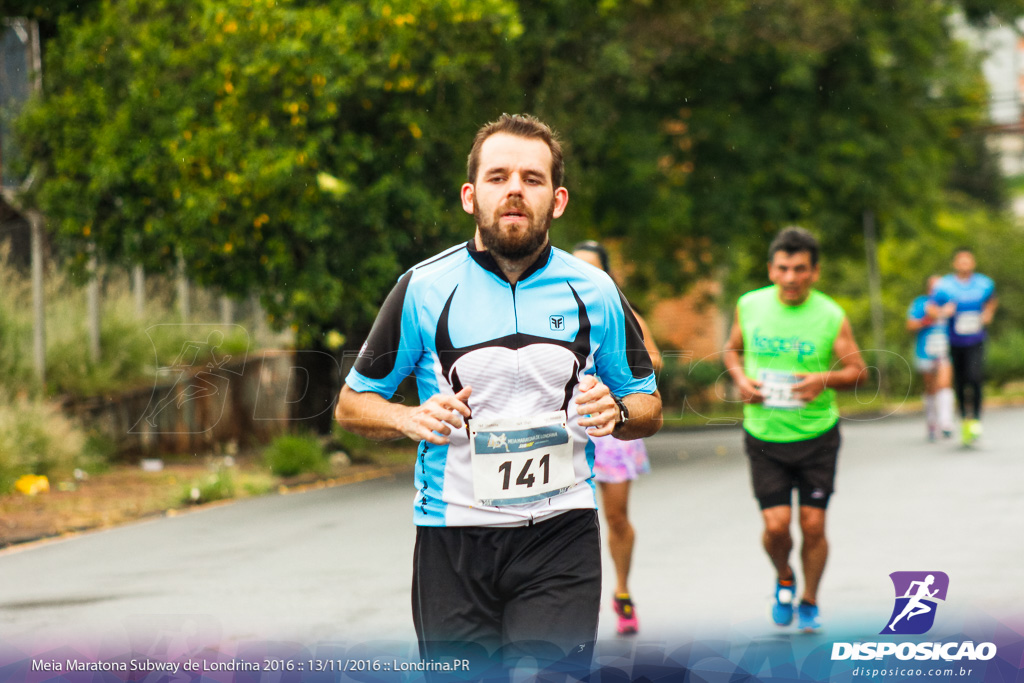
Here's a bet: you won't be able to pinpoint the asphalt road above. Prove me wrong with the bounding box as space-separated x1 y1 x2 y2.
2 406 1022 656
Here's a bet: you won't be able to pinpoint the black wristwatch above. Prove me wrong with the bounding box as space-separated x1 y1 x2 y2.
612 394 629 433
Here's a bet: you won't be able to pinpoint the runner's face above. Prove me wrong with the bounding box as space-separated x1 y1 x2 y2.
768 250 819 305
462 133 568 260
953 251 975 278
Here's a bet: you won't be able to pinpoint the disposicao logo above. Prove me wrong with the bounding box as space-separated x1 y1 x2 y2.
881 571 948 635
831 571 997 663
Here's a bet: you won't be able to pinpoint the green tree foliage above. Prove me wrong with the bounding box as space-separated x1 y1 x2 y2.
464 1 1011 304
17 0 520 346
12 0 1022 352
623 1 994 296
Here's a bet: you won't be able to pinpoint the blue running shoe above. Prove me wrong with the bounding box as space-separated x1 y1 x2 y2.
772 577 796 626
798 601 821 632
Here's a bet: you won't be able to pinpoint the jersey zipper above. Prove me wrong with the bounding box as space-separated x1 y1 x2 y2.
510 280 521 393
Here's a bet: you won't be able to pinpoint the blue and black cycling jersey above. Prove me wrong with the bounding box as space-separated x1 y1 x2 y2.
345 241 657 527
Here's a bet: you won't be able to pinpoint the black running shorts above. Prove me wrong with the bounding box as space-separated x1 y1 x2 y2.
412 508 601 675
744 423 841 510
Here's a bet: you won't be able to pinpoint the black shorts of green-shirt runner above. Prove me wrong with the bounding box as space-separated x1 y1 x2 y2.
744 423 841 510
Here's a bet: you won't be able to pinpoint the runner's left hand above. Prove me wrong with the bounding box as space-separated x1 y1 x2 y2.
575 374 618 437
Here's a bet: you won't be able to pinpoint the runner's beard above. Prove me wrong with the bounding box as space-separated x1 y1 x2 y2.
475 198 554 261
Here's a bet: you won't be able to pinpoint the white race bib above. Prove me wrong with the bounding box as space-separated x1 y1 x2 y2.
758 369 806 410
469 412 575 506
924 330 949 358
953 311 982 336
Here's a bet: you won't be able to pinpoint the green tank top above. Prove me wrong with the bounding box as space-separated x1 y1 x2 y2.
738 286 846 442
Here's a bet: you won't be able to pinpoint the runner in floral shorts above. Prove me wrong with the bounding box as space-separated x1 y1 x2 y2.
573 241 661 636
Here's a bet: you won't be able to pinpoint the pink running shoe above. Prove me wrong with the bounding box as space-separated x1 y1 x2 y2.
613 594 639 635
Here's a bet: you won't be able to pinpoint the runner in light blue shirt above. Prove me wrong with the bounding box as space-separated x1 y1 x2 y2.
931 248 998 445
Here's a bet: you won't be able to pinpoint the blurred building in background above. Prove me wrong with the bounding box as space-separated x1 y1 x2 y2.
957 14 1024 214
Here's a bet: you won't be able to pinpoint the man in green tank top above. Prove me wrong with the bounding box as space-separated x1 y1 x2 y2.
723 227 866 633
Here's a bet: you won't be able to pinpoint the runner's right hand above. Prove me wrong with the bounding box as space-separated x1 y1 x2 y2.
399 386 473 445
736 376 764 404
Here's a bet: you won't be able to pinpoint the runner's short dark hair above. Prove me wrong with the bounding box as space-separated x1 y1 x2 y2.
768 226 820 266
467 114 565 187
952 245 974 258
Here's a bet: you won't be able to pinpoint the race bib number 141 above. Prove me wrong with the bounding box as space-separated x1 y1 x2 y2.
470 412 575 507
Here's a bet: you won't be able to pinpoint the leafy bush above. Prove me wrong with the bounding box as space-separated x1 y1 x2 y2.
0 249 36 392
0 307 33 391
182 467 236 505
0 396 85 494
82 430 118 464
263 434 328 477
45 295 158 396
42 272 257 396
0 256 277 399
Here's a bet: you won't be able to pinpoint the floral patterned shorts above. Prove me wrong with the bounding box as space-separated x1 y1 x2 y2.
591 434 650 484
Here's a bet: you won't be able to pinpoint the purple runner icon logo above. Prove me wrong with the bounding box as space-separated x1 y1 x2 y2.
880 571 949 635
